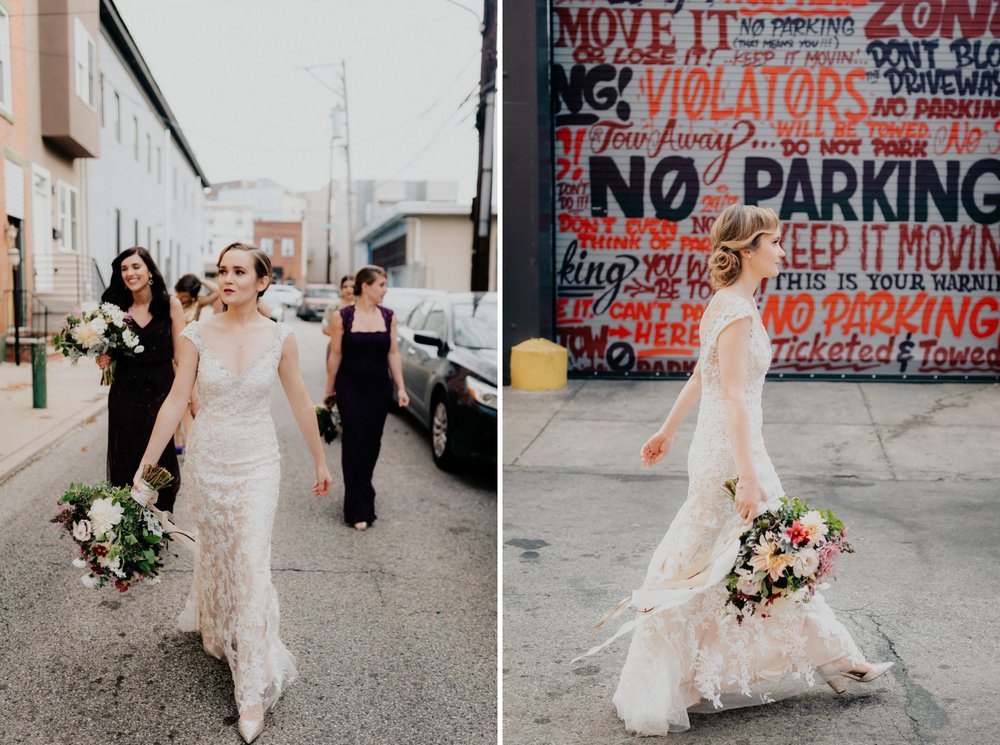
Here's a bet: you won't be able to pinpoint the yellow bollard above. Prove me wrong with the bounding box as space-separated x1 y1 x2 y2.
510 338 568 391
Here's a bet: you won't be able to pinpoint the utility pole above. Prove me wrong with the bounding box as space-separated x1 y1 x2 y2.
340 60 355 276
471 0 497 292
302 61 354 282
325 109 335 284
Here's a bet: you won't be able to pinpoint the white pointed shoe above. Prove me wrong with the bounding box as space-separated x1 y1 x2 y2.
238 717 264 743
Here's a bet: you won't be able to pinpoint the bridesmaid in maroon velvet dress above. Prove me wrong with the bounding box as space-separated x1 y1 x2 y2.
96 247 186 511
324 265 409 530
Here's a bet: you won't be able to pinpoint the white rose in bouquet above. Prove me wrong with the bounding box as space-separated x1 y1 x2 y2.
88 497 124 538
793 547 820 578
122 329 139 349
88 316 108 336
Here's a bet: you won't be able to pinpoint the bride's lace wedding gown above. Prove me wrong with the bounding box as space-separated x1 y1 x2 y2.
176 320 297 716
612 292 865 735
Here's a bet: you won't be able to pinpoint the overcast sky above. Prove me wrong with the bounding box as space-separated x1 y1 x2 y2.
116 0 484 199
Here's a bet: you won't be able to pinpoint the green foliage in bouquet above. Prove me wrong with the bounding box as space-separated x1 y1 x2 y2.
51 480 173 592
722 477 853 624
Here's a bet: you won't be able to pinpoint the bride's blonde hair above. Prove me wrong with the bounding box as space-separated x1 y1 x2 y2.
708 204 779 288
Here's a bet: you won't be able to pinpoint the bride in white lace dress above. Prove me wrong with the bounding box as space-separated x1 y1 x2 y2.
594 205 892 736
134 242 331 743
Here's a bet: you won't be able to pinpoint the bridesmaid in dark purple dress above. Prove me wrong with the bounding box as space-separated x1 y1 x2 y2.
96 247 186 511
325 265 409 530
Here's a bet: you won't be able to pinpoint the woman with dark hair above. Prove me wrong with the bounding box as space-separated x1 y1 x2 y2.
133 242 331 742
324 265 409 530
174 273 220 324
321 274 356 338
96 247 185 512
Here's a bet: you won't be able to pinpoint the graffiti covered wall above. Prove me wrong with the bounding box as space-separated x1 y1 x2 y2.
550 0 1000 379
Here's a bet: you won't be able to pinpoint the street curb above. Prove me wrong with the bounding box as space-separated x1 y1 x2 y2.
0 398 107 487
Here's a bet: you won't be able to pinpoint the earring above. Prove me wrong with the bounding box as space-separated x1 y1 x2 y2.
149 278 154 285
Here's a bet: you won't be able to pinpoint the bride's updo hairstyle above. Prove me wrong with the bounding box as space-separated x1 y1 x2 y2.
217 242 273 299
354 264 387 296
708 204 779 288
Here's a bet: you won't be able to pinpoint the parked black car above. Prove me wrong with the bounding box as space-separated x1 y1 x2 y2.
397 292 497 469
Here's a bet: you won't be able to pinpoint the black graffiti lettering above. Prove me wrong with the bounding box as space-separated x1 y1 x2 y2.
557 239 641 314
650 157 699 221
744 157 998 224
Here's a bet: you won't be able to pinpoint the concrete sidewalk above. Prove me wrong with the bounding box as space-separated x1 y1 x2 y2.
503 379 1000 745
0 349 109 485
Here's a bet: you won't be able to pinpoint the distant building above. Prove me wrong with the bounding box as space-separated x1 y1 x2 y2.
354 201 496 291
253 221 306 287
208 179 307 283
204 201 254 271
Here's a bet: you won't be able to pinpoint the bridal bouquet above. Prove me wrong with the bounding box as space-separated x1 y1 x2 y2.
723 478 853 623
53 302 144 385
51 465 177 592
316 395 341 443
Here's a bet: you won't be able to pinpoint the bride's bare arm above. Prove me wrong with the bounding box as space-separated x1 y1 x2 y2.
640 359 702 467
134 338 198 486
277 333 331 497
717 317 765 521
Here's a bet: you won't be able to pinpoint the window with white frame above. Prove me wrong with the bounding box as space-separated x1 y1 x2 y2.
281 238 295 257
57 182 80 252
260 238 274 256
99 73 105 125
74 19 96 108
0 9 13 115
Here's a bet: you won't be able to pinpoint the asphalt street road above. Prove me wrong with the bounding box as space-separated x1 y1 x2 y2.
0 317 497 745
503 380 1000 745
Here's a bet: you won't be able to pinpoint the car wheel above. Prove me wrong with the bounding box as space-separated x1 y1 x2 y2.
430 394 457 470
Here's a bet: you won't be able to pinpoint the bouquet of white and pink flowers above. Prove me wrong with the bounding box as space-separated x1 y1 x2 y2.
53 302 144 385
51 465 180 592
723 478 853 623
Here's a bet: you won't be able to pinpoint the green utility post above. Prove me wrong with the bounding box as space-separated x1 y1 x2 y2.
31 341 46 408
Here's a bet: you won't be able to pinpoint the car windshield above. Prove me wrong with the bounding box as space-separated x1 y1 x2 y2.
452 298 497 349
306 287 338 298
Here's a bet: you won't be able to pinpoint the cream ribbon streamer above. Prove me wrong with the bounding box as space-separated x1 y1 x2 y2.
131 483 196 549
571 523 745 664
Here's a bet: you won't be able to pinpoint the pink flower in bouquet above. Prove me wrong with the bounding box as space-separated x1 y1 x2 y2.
785 520 811 547
72 519 92 541
816 541 843 578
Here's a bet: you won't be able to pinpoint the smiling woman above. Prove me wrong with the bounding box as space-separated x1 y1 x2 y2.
98 246 186 512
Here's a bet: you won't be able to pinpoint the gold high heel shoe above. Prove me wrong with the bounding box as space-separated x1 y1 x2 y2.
826 661 894 694
238 711 264 743
841 661 894 683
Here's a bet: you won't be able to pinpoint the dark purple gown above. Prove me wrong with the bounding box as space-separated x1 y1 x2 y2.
107 311 180 511
335 304 393 525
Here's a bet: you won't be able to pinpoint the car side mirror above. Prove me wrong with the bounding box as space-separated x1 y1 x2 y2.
414 330 447 354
